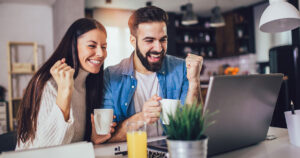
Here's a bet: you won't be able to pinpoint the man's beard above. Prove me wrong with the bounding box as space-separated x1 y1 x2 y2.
136 41 166 72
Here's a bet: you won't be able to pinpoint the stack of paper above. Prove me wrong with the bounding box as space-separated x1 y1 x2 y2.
94 141 127 156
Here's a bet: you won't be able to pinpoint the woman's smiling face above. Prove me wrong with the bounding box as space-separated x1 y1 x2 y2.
77 28 107 74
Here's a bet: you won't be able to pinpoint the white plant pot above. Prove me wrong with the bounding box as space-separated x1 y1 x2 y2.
167 136 208 158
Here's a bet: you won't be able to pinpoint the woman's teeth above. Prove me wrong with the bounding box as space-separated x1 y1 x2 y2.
89 60 100 64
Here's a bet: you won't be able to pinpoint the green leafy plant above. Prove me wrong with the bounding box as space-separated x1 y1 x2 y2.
165 101 214 140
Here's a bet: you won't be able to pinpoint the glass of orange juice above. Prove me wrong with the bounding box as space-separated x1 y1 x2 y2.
126 121 147 158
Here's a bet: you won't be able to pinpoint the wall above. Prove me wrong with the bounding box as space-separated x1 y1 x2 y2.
52 0 85 48
201 54 257 81
0 0 85 100
0 3 54 100
93 8 134 68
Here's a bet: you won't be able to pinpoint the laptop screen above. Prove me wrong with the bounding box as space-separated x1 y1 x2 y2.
204 74 283 156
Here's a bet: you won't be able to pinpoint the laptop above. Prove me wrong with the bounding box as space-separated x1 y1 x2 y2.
148 74 283 156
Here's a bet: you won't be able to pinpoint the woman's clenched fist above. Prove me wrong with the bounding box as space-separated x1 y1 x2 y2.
50 58 75 121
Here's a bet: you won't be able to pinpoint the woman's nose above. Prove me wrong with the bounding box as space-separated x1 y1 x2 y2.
96 47 104 57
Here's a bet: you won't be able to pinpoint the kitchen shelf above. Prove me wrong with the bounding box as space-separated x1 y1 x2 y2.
176 26 214 32
12 97 22 101
167 14 217 59
215 7 255 57
176 41 215 46
9 71 35 75
9 42 36 45
7 41 38 131
236 36 250 40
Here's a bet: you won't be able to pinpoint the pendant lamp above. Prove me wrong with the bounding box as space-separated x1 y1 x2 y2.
210 6 225 27
259 0 300 33
182 3 198 25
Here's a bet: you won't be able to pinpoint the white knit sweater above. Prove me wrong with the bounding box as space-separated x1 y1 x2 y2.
16 69 89 150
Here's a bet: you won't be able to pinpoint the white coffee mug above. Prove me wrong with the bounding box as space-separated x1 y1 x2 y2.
94 109 114 135
160 99 180 125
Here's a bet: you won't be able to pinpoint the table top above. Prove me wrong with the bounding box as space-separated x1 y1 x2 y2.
212 127 300 158
94 127 300 158
94 136 166 157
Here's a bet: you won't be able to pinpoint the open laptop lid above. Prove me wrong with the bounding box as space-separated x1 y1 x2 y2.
204 74 283 156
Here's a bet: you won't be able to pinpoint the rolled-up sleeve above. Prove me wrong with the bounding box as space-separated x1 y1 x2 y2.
180 62 189 105
102 68 118 120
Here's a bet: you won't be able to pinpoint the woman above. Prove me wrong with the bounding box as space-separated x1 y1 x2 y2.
16 18 115 150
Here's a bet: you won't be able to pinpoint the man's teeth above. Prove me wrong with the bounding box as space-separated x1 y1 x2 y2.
89 60 100 64
150 54 160 58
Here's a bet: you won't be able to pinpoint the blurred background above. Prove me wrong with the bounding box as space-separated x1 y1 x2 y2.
0 0 299 133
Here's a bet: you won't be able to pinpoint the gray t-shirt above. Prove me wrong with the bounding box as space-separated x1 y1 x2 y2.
133 71 163 137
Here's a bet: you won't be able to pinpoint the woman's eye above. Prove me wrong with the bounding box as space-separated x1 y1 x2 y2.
88 45 96 48
102 46 107 49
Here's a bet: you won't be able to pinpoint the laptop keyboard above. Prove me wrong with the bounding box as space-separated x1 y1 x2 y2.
148 149 168 158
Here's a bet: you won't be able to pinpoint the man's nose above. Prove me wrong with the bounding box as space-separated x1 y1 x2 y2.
153 41 163 52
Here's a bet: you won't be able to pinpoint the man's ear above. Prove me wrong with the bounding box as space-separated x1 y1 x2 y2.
130 35 136 49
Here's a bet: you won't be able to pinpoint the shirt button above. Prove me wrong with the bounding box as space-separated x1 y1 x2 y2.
131 85 135 88
125 103 128 106
162 71 165 74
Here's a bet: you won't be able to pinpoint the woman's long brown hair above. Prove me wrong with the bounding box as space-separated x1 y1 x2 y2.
17 18 107 145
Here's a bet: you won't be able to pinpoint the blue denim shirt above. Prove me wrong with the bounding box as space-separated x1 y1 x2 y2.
102 53 189 122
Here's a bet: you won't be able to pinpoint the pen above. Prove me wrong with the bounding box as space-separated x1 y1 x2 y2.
291 101 295 115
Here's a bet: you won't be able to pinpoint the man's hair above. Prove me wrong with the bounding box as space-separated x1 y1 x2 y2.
128 6 168 36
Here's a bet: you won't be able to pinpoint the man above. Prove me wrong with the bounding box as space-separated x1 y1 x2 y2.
102 6 203 142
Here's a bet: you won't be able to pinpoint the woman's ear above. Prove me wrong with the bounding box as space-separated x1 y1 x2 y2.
130 35 136 49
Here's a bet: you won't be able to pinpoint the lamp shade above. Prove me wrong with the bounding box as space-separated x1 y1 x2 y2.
210 6 225 27
259 0 300 33
182 3 198 25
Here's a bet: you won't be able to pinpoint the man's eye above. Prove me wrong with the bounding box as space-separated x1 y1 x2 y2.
102 46 107 49
160 38 167 42
145 40 153 43
88 45 96 48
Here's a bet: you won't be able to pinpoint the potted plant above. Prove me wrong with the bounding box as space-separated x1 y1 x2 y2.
164 102 213 158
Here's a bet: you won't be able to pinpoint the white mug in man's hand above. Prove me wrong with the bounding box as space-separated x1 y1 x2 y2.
94 109 113 135
160 99 180 125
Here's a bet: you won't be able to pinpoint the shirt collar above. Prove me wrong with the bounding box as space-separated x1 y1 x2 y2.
157 56 167 75
121 52 135 76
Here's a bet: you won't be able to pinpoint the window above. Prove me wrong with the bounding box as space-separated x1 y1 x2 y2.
104 27 133 68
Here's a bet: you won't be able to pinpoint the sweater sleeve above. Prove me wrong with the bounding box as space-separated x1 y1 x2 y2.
16 80 75 150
